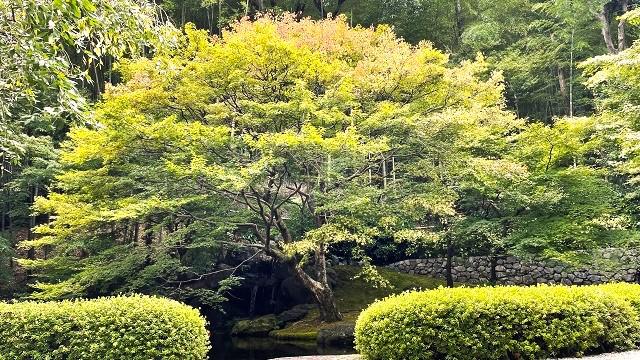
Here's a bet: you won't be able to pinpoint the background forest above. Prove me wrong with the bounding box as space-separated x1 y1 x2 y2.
3 0 640 324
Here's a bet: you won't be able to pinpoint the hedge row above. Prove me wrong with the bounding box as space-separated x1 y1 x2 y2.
355 283 640 360
0 295 210 359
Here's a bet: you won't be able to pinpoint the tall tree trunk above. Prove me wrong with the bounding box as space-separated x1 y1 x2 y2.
490 255 497 285
293 1 305 19
143 228 153 266
331 0 347 19
90 59 103 100
557 67 567 98
313 0 347 19
558 66 572 116
454 0 463 47
27 185 38 241
218 0 222 36
207 6 212 34
6 188 12 233
1 179 6 232
569 27 574 118
445 239 454 288
313 0 325 18
618 0 628 52
382 158 387 188
597 6 617 54
1 200 5 232
181 1 185 27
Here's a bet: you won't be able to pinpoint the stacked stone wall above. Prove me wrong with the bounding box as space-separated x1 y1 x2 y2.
387 250 639 285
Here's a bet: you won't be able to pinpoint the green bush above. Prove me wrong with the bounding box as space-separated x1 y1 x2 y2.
355 284 640 360
0 295 210 359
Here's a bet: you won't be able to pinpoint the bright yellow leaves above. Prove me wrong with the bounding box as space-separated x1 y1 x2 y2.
247 124 388 158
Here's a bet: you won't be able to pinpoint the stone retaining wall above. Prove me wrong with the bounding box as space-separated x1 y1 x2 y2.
387 250 640 285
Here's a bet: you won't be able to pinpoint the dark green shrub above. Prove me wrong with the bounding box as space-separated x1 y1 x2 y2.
0 295 210 359
355 284 640 360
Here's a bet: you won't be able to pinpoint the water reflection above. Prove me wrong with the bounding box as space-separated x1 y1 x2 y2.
209 335 356 360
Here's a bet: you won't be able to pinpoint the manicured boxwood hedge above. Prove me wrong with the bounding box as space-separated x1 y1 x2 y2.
0 295 210 359
355 283 640 360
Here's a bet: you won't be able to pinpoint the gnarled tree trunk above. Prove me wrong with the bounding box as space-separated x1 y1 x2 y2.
291 261 342 322
234 172 343 322
287 243 341 322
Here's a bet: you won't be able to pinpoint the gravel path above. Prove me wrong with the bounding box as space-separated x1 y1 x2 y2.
270 351 640 359
558 350 640 359
270 356 360 360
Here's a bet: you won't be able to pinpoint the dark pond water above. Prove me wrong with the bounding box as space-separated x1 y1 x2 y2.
209 334 356 360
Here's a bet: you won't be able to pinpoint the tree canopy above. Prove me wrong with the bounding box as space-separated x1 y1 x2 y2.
3 0 640 322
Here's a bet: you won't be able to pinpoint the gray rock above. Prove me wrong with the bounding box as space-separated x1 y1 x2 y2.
588 275 601 282
276 304 315 326
317 323 355 347
232 314 279 337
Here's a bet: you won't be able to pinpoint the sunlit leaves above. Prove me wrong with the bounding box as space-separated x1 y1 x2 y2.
28 14 542 300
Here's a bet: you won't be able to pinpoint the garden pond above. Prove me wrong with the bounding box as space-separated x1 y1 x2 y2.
209 334 356 360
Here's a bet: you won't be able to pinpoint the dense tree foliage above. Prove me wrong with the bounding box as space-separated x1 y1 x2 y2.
0 0 169 295
17 16 514 320
580 26 640 218
155 0 638 122
3 0 640 323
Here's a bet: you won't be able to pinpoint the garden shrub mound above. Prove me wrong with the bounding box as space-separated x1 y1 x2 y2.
355 283 640 360
0 295 210 359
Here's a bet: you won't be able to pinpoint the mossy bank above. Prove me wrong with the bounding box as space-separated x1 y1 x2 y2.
232 265 444 343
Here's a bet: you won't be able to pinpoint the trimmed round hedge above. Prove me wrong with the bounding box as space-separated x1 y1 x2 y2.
0 295 210 359
355 283 640 360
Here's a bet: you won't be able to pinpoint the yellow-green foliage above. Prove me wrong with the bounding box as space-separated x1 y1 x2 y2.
355 284 640 360
0 295 210 359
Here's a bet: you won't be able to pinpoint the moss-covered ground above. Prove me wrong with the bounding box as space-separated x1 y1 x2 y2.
269 265 445 340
